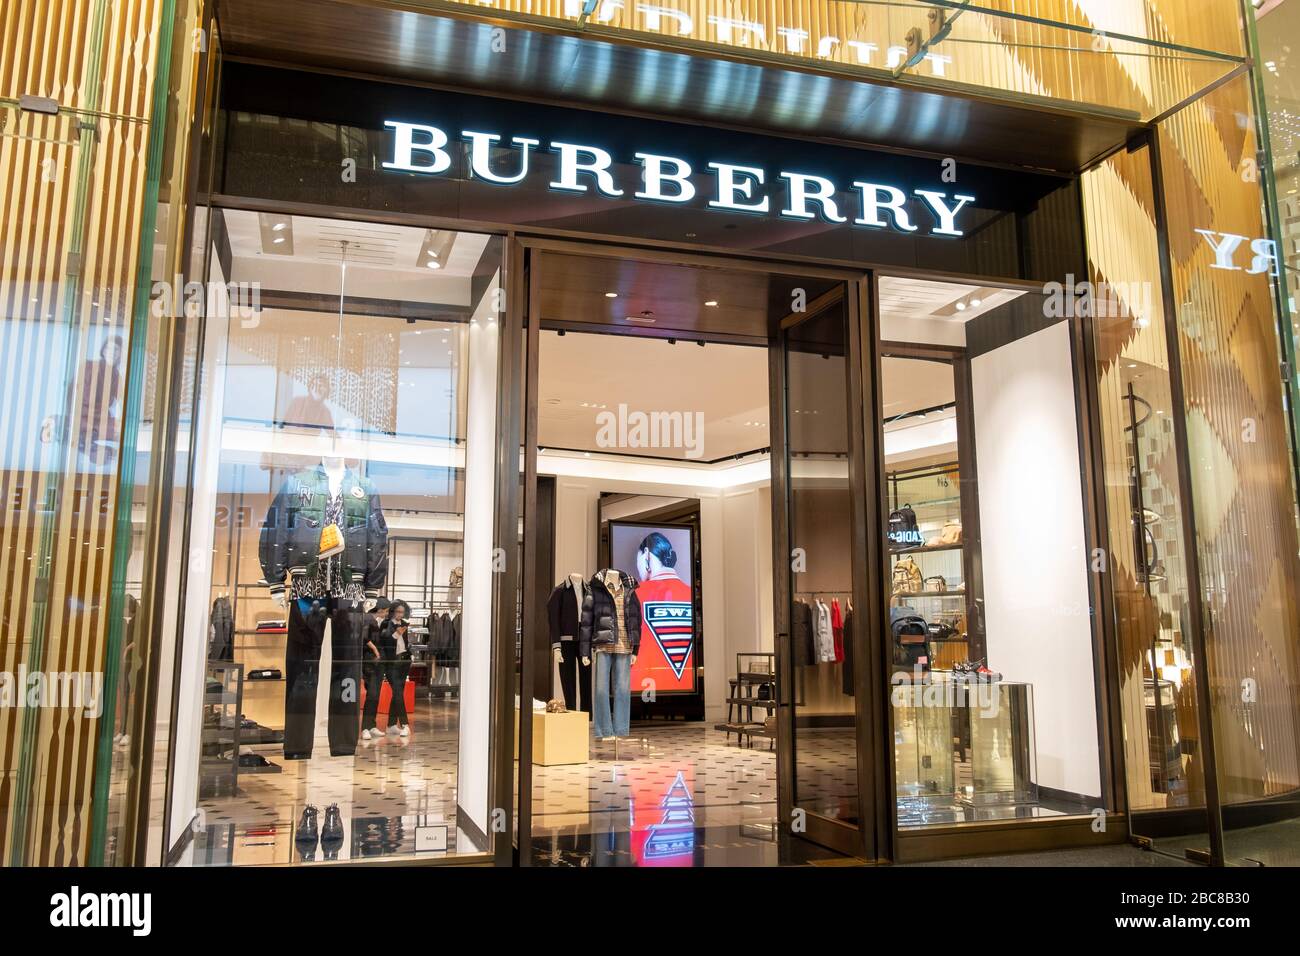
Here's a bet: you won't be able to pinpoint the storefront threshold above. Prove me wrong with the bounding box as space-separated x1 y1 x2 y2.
895 813 1129 864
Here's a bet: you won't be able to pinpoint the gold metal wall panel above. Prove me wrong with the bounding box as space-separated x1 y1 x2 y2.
422 0 1244 120
0 0 178 866
1157 74 1300 805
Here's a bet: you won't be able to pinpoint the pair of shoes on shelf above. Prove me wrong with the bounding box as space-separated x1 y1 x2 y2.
952 659 1001 682
295 804 345 861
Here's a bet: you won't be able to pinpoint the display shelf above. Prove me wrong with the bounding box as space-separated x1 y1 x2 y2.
201 662 244 798
718 653 776 750
888 543 964 556
891 590 966 599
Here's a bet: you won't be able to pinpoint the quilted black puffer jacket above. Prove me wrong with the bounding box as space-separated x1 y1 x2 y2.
579 570 641 658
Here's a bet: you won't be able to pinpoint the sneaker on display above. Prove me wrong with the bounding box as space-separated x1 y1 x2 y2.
398 725 409 738
361 729 372 741
370 727 384 739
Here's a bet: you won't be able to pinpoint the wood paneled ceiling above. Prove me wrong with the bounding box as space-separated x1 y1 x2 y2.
217 0 1144 172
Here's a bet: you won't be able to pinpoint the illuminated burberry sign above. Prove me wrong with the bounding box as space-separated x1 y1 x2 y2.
382 120 977 237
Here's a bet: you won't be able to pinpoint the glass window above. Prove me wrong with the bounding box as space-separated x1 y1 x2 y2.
879 276 1105 828
168 210 505 865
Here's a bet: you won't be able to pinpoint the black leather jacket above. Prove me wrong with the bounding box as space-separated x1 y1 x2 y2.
579 570 642 659
259 465 388 599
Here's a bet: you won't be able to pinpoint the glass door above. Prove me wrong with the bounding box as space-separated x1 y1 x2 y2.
771 278 886 859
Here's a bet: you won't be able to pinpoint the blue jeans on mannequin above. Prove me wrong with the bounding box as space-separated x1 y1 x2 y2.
593 651 632 738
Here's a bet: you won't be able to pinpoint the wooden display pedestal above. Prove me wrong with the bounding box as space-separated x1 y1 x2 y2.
515 709 589 766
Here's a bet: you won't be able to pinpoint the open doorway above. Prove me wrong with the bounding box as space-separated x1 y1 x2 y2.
520 245 844 866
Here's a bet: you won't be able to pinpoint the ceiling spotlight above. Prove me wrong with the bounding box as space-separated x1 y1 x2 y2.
704 300 718 307
418 229 457 269
970 298 982 307
696 340 705 347
258 212 293 255
668 338 677 345
605 292 618 298
955 301 967 311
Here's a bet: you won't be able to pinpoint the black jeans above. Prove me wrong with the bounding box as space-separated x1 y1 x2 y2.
361 657 384 729
361 656 409 730
284 597 364 759
385 657 411 726
558 640 592 713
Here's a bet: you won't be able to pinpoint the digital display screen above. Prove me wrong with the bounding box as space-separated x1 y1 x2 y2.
608 521 696 695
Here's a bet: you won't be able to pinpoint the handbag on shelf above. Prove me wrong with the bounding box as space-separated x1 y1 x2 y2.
934 520 962 546
887 503 923 548
923 575 948 593
927 620 957 640
892 556 923 595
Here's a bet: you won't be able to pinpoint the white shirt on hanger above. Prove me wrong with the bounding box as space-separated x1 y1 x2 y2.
814 600 835 663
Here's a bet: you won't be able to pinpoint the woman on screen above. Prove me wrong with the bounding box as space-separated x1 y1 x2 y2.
634 531 694 688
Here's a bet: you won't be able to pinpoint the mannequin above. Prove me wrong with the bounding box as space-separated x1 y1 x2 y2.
260 424 388 759
547 573 591 712
579 569 641 741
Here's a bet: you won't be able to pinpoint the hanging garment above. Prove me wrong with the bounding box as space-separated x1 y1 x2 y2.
842 609 855 696
791 600 815 666
814 601 835 663
831 598 844 663
209 596 234 661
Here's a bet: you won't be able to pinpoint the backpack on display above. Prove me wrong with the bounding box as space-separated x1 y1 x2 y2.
892 556 922 595
935 520 962 546
887 503 922 548
891 613 929 668
924 575 947 593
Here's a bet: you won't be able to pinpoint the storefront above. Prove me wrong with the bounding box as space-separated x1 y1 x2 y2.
5 0 1298 869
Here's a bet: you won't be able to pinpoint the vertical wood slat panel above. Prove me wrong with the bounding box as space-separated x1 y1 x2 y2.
1 0 162 866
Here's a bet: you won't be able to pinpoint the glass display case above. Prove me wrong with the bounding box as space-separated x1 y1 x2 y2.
893 678 1035 827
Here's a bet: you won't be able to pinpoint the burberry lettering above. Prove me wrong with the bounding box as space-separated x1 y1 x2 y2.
382 120 976 237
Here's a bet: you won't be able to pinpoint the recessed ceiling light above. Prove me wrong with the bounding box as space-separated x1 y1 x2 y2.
970 298 982 307
272 222 289 232
704 300 718 307
955 301 966 311
273 236 285 244
426 260 441 269
605 292 618 298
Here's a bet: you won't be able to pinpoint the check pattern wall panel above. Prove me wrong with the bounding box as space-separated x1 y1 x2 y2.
1158 74 1300 804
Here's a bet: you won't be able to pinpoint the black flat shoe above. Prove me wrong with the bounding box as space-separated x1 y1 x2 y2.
321 804 345 859
295 805 320 861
